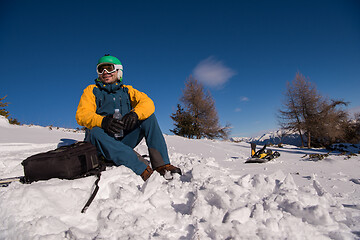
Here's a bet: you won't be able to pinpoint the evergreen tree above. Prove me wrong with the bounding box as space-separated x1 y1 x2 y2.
0 95 10 118
170 76 230 139
170 104 197 138
0 95 20 125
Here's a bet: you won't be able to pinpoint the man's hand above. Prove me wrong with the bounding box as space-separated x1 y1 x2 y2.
101 116 124 135
122 111 138 131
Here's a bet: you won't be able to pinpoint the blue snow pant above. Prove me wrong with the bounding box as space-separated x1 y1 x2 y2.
87 114 170 175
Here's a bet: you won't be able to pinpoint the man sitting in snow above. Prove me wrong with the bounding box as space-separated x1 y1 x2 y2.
76 55 181 181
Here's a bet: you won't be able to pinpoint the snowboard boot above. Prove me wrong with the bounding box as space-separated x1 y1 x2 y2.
140 165 153 181
155 164 182 180
251 143 257 156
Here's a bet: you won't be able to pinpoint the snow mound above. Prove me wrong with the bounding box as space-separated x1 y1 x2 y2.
0 147 354 239
0 124 359 239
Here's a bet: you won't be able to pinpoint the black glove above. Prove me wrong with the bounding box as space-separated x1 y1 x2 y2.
122 111 138 131
101 116 124 135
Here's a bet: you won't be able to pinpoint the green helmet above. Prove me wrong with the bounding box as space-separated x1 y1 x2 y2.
97 55 123 81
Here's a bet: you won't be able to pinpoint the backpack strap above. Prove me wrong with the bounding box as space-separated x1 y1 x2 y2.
81 171 101 213
81 159 106 213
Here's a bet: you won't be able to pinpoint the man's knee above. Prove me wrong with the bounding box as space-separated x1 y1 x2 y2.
140 114 160 130
89 127 106 139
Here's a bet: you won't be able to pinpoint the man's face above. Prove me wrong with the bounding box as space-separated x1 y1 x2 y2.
99 70 118 84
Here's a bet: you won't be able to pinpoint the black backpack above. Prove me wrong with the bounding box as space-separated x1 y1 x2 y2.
21 141 105 213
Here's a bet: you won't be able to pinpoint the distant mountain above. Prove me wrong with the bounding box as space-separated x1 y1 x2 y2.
231 129 303 146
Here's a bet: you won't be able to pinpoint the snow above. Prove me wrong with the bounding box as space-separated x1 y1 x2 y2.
1 115 360 239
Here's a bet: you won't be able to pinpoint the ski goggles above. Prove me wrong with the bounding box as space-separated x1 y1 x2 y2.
97 63 117 74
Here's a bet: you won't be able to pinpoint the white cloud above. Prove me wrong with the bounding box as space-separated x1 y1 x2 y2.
240 96 249 102
193 56 236 87
235 108 242 112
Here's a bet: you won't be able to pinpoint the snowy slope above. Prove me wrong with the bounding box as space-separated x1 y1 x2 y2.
0 116 359 239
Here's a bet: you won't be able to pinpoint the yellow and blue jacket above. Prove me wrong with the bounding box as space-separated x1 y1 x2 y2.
76 80 155 129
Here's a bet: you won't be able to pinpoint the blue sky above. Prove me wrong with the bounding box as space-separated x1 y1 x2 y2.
1 0 359 137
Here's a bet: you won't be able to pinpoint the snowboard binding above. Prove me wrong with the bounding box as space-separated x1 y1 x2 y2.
246 143 280 163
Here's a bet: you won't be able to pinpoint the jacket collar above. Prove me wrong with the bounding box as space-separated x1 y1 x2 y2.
95 79 123 93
